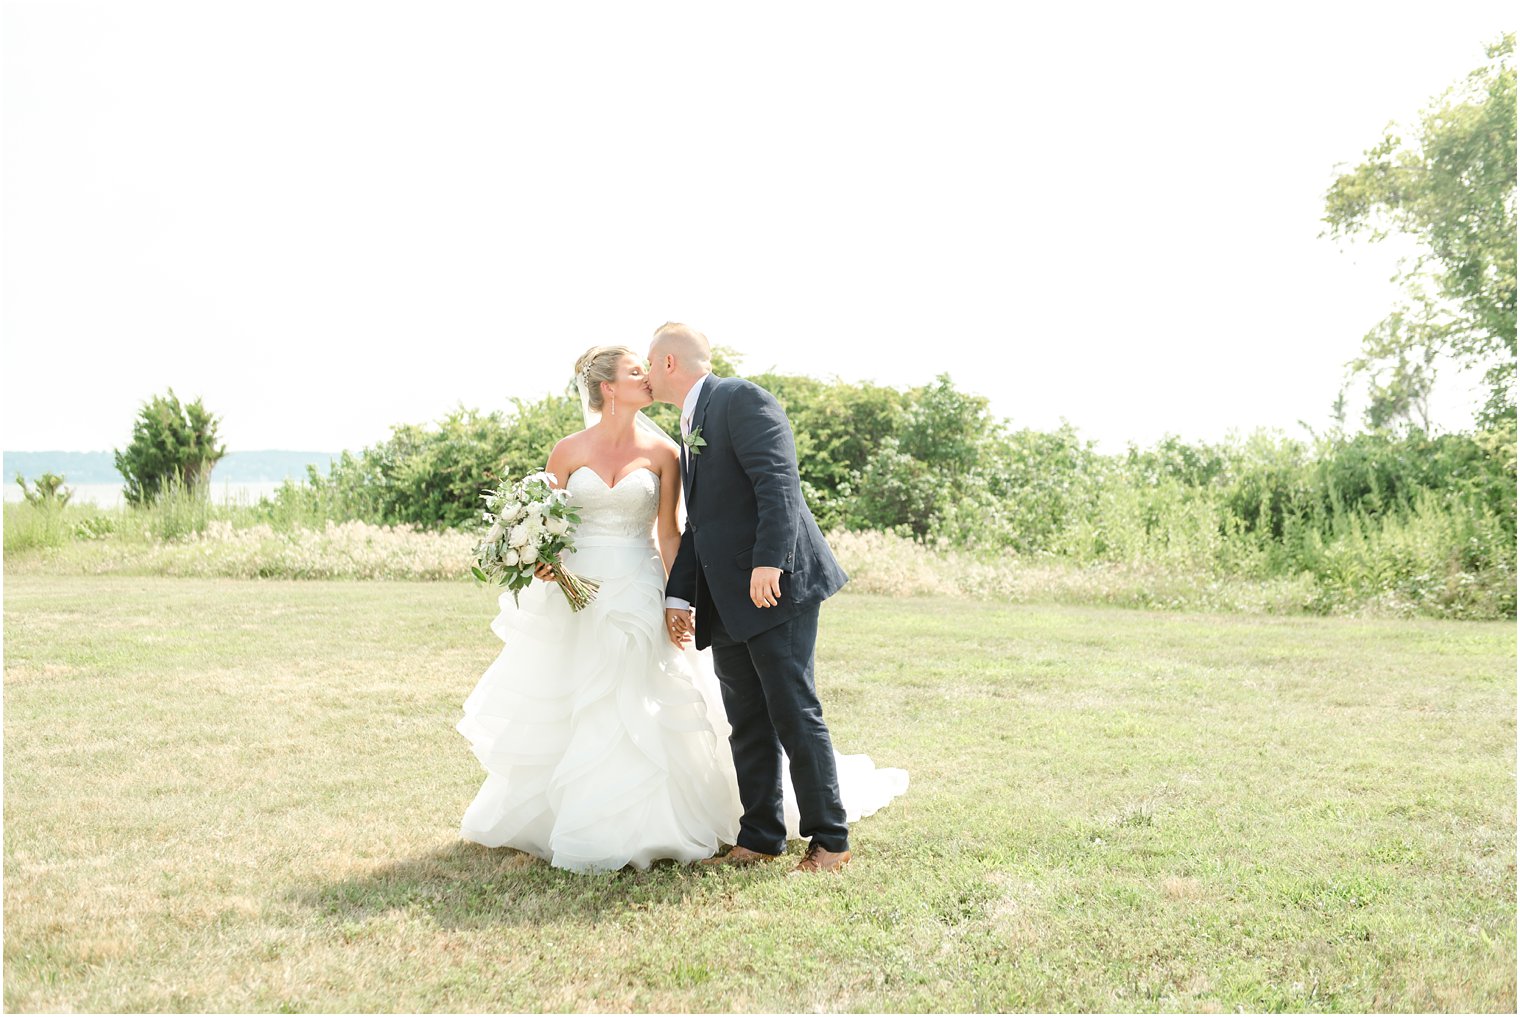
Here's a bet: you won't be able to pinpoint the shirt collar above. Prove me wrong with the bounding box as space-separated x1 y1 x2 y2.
681 373 710 425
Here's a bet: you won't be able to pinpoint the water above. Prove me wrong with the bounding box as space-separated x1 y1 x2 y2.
3 480 289 509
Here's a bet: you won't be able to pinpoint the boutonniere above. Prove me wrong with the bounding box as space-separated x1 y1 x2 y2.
682 425 707 455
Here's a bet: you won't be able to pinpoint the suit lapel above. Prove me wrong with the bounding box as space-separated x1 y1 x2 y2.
686 376 717 505
679 441 690 503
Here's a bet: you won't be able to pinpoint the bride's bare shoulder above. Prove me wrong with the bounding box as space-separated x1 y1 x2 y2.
552 429 593 454
647 438 679 469
637 420 679 450
638 428 679 462
546 430 592 484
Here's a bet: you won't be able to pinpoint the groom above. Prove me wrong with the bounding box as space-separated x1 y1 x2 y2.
646 322 854 874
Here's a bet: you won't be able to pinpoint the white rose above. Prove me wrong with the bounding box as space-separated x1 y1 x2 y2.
518 544 538 564
502 548 519 566
507 524 528 547
544 515 569 536
501 501 522 521
486 521 504 542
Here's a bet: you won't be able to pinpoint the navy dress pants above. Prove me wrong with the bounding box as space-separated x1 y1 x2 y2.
707 600 849 855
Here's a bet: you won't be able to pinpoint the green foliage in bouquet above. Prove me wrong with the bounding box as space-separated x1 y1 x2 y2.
472 471 599 610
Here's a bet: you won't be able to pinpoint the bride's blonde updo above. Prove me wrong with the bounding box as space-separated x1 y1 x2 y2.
574 345 638 411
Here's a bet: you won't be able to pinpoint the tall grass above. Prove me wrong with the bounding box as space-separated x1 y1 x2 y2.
5 477 260 559
254 470 383 532
132 473 217 541
2 499 80 553
1294 489 1518 618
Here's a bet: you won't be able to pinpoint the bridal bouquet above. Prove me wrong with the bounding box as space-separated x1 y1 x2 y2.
471 471 600 611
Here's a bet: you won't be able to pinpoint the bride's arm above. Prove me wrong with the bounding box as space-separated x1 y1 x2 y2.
535 438 577 582
544 438 574 491
655 445 682 576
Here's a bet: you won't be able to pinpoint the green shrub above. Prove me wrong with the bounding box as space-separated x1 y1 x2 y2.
53 365 1495 620
113 389 228 507
1297 489 1516 618
14 471 74 508
750 373 909 531
845 437 947 539
258 397 588 533
933 425 1106 552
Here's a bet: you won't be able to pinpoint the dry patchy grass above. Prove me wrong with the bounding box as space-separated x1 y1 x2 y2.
3 575 1515 1011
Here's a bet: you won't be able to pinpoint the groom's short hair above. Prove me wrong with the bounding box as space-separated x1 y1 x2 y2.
651 322 712 371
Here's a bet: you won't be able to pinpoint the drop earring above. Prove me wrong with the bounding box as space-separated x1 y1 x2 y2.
610 393 616 417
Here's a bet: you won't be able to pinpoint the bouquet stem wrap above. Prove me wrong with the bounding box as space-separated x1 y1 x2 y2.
545 553 601 612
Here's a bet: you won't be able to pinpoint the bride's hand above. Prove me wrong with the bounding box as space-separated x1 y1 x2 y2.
665 608 693 648
534 561 558 583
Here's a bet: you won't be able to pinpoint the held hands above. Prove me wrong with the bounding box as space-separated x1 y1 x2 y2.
657 569 781 650
534 561 557 583
665 608 694 648
750 566 783 608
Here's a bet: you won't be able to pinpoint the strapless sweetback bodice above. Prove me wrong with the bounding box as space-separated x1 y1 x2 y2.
565 466 660 539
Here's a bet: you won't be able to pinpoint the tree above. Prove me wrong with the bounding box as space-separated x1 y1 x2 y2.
1348 293 1440 431
1324 33 1517 428
708 345 742 378
113 388 229 506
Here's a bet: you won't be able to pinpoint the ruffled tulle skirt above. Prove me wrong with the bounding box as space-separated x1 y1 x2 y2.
456 535 907 872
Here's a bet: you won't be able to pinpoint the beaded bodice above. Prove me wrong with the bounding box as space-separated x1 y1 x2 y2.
565 466 660 539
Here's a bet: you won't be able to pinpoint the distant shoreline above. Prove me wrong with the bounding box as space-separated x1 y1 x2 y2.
3 480 290 509
3 450 341 486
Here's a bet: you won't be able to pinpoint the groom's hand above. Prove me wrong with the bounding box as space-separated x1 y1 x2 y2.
750 567 783 608
665 608 694 648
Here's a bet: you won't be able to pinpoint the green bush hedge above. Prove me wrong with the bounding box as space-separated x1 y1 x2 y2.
230 370 1515 618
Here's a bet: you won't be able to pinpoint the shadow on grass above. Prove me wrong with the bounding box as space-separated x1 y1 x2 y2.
293 838 785 931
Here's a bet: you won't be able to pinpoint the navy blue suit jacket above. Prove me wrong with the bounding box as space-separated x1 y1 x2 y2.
666 376 848 649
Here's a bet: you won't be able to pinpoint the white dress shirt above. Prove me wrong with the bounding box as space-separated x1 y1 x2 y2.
666 373 710 613
678 372 708 439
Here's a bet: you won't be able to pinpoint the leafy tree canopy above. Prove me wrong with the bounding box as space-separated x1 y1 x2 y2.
1324 32 1516 428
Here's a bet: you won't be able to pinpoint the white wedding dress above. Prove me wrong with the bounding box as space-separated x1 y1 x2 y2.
456 465 908 873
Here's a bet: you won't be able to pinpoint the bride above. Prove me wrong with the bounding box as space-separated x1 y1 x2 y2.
455 344 907 873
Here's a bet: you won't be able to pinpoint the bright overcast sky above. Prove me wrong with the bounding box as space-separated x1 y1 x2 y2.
3 1 1513 455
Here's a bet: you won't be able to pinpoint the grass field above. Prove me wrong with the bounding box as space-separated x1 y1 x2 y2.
3 575 1515 1012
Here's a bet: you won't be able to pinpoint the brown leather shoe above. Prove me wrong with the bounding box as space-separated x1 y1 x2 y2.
700 844 780 867
791 842 852 874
